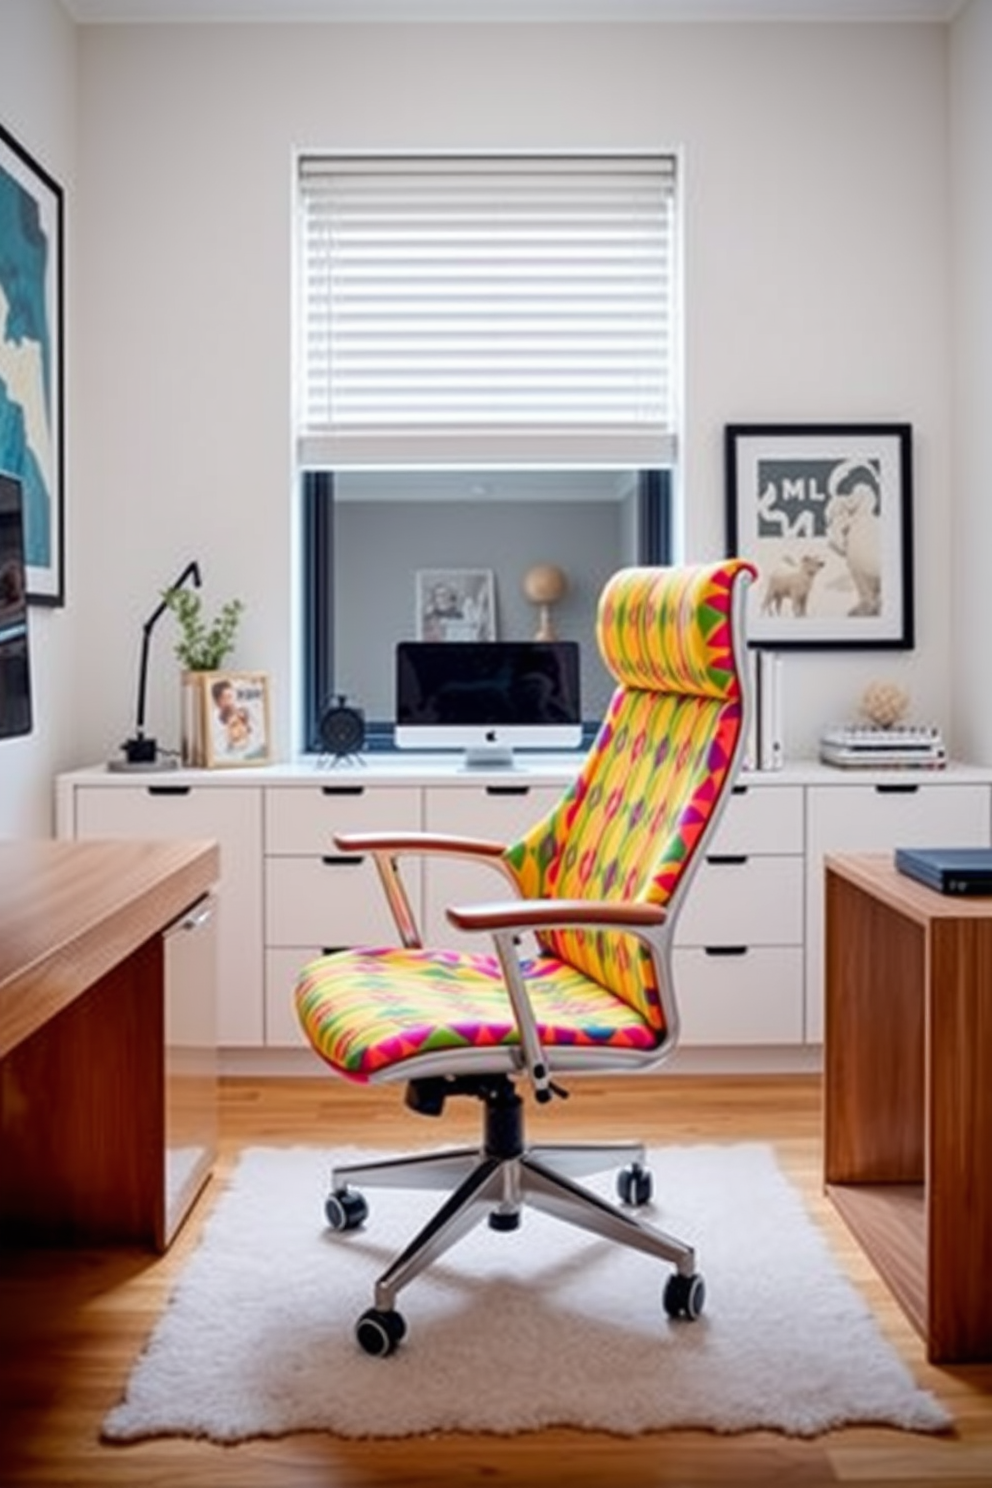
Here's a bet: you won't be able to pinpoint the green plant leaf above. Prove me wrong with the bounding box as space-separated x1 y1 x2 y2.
163 588 244 672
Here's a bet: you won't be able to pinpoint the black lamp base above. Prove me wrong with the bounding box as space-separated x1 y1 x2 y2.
107 736 179 773
124 735 159 765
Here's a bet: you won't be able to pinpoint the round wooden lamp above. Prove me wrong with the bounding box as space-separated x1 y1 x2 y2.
523 563 568 641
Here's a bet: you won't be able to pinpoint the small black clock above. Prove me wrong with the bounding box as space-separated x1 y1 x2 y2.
318 695 366 760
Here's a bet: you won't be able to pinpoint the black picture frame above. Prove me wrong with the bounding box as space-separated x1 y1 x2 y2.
0 120 65 606
725 423 913 651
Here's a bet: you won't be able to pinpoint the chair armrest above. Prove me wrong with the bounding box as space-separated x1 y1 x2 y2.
334 830 506 859
446 897 667 934
451 896 667 1106
332 831 514 950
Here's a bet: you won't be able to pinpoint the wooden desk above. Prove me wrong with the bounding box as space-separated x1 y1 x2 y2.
824 852 992 1363
0 838 219 1251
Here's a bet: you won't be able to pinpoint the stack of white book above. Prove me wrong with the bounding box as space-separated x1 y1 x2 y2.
819 723 947 770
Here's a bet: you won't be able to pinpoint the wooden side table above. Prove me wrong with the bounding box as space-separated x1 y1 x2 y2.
824 852 992 1363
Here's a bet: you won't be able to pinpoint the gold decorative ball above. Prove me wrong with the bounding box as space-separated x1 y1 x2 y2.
859 681 910 729
523 563 568 605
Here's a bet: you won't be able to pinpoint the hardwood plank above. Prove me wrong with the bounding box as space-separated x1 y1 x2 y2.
2 1073 991 1487
827 1184 927 1343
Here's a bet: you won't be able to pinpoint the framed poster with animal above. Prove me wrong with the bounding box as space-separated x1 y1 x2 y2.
724 423 914 650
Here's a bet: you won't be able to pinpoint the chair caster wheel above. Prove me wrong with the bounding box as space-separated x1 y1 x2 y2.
356 1306 407 1357
617 1162 653 1207
663 1271 705 1320
488 1209 521 1231
325 1187 368 1231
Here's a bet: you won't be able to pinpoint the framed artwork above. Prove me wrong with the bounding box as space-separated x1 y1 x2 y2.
0 122 64 605
201 671 272 768
725 423 914 650
415 568 496 642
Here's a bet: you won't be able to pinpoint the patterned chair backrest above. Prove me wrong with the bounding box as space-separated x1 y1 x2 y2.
504 560 755 1032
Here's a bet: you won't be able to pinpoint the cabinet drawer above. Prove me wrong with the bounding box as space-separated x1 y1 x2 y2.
424 783 564 842
708 783 804 856
673 946 804 1046
807 782 990 851
265 947 320 1048
676 854 803 946
265 785 421 854
72 783 263 1048
265 855 420 947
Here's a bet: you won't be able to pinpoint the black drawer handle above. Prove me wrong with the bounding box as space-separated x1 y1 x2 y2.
486 785 530 797
706 853 748 866
703 945 749 957
321 946 348 956
147 785 191 797
732 784 749 796
321 785 365 796
321 854 365 867
874 783 920 795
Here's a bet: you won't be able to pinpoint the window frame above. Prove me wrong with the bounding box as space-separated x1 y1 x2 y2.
300 468 673 754
295 150 681 753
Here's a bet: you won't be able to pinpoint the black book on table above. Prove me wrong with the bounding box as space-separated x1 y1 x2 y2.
894 846 992 896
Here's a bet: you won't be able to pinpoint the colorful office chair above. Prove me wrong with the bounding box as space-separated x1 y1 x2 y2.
296 559 757 1355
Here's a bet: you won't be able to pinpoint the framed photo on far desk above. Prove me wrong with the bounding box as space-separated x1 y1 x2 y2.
195 670 272 768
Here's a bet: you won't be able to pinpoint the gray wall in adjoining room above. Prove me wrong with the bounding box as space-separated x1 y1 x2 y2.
333 498 632 723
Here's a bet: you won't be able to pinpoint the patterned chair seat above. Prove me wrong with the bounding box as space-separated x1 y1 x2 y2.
296 944 660 1081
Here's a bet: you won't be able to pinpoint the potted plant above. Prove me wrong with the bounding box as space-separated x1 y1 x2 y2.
163 587 244 672
163 587 244 765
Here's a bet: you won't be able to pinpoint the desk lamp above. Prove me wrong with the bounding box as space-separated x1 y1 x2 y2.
112 560 201 771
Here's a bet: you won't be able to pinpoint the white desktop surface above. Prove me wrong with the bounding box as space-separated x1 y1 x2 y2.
60 755 992 789
69 751 589 788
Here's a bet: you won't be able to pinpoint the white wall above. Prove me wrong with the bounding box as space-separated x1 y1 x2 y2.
71 20 954 769
0 0 77 837
0 12 966 822
949 0 992 765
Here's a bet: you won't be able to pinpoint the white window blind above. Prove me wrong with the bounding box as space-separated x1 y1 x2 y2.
296 155 678 468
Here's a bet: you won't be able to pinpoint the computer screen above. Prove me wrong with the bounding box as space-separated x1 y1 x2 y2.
0 472 32 741
395 641 582 766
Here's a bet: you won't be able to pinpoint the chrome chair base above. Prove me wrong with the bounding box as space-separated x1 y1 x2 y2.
328 1076 697 1319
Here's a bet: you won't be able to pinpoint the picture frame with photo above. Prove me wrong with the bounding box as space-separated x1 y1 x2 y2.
725 423 914 650
200 670 272 768
415 568 496 642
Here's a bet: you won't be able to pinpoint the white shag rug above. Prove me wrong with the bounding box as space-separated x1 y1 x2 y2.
103 1143 950 1443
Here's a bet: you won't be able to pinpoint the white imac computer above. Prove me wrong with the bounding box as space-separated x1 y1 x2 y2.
395 641 582 768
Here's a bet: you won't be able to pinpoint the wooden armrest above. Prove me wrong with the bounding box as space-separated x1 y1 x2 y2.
333 830 506 858
446 897 667 933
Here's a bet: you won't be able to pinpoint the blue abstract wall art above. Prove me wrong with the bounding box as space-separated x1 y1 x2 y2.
0 122 63 605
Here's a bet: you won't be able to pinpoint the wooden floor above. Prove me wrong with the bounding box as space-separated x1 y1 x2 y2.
2 1072 991 1487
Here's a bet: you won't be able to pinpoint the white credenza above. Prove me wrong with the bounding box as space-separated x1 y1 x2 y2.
55 757 992 1064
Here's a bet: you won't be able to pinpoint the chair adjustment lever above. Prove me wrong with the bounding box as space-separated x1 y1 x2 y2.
535 1079 570 1105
